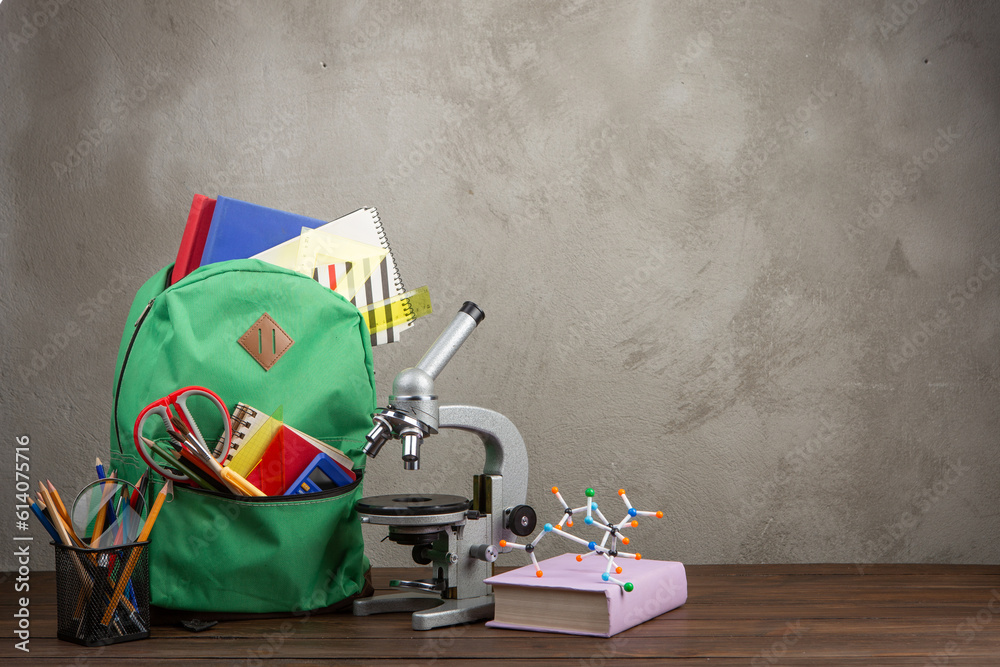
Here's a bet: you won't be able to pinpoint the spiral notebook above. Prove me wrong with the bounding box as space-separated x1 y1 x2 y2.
322 208 411 346
253 208 410 346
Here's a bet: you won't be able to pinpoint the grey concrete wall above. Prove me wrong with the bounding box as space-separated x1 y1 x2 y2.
1 0 997 574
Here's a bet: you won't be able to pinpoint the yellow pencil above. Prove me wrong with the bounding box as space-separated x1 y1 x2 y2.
41 483 98 625
41 483 84 548
101 480 172 626
46 481 78 541
39 486 70 545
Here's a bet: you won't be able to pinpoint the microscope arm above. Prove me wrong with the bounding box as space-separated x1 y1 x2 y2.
438 404 529 546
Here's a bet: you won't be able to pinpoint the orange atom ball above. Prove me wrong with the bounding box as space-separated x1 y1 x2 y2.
622 537 630 545
499 540 507 547
536 570 544 577
567 520 574 527
554 525 562 530
576 555 583 562
636 554 642 560
616 566 623 574
631 520 638 528
618 489 625 496
551 486 559 494
656 511 663 518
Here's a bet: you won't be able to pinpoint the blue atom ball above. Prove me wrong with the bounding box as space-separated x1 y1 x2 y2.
628 508 637 517
601 573 610 581
584 516 593 525
588 541 597 550
544 523 553 532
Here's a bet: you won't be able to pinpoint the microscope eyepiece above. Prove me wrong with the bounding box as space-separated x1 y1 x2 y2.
459 301 485 324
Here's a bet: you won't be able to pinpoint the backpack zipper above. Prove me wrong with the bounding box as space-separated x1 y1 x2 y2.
112 298 155 454
170 468 363 502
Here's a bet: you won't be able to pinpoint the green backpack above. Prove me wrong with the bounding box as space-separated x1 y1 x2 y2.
109 259 375 615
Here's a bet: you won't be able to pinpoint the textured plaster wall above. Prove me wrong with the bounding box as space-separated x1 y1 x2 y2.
1 0 998 573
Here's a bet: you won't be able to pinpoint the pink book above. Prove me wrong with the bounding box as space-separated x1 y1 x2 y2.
485 553 687 637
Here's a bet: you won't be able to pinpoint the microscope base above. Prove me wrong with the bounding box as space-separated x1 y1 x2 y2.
352 592 495 631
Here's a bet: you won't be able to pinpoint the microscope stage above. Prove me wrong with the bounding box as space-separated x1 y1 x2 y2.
356 494 471 516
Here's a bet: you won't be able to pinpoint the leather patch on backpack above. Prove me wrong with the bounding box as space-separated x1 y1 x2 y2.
239 313 294 371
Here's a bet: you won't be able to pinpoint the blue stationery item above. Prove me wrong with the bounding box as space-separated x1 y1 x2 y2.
199 196 327 265
284 453 354 495
95 459 117 525
29 500 61 544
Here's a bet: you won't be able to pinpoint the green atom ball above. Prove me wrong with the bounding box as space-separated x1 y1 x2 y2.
624 582 634 592
585 488 595 497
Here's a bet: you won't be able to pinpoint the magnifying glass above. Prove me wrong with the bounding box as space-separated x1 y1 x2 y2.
71 479 147 549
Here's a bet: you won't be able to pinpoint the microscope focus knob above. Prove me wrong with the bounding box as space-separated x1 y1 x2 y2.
507 505 537 537
470 544 498 563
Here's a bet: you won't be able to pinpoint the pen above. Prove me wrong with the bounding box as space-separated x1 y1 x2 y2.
96 457 118 524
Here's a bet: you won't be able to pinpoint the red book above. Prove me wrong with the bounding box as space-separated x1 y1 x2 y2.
246 429 286 496
171 194 216 285
245 426 355 495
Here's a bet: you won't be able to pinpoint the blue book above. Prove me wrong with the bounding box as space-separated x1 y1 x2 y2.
200 196 327 265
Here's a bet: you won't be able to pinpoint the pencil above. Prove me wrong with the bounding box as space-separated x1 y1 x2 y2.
43 484 95 625
143 437 223 492
169 419 256 496
164 431 231 490
42 483 84 547
129 471 147 511
101 480 172 626
46 481 76 539
29 498 61 544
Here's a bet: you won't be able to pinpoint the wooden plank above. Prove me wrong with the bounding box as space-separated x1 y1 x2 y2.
6 633 1000 660
11 660 1000 666
2 565 999 662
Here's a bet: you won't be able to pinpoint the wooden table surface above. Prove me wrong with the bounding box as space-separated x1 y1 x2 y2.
2 564 999 665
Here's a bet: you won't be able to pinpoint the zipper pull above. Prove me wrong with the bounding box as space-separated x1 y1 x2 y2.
135 298 155 327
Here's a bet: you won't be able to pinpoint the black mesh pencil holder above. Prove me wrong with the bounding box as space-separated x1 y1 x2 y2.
54 541 151 646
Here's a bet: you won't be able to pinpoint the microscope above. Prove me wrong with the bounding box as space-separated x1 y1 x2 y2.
352 302 537 630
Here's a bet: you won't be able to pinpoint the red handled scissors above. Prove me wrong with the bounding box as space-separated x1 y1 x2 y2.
132 386 232 483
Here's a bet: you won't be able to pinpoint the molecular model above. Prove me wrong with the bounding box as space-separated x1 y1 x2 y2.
499 486 663 592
